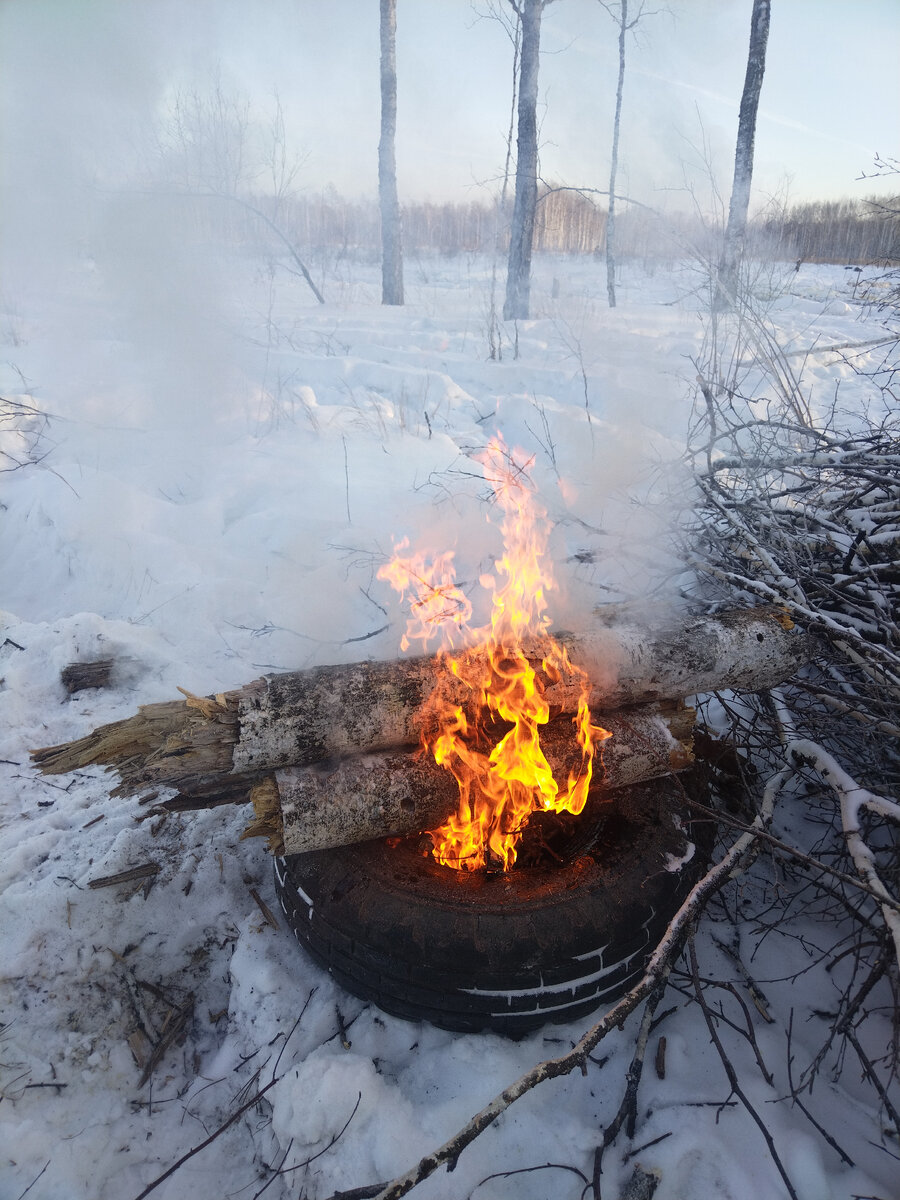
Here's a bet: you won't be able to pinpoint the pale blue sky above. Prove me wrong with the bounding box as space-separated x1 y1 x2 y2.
2 0 898 213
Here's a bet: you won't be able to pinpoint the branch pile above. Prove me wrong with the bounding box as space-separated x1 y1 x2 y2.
689 400 900 783
682 363 900 1179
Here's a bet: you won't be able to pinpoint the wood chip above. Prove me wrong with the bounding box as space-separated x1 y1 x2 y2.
249 886 279 930
61 659 114 694
655 1036 667 1080
88 863 160 889
177 687 229 720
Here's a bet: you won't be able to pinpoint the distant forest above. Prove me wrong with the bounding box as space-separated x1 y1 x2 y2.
165 187 899 266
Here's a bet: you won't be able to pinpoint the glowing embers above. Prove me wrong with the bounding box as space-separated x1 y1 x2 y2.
379 438 609 871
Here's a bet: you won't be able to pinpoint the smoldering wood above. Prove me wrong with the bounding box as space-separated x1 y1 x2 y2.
31 608 810 800
249 704 696 856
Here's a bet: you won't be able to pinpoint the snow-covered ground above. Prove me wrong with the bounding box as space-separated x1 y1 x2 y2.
1 252 896 1199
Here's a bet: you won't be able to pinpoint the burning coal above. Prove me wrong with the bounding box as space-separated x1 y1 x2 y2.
379 437 610 871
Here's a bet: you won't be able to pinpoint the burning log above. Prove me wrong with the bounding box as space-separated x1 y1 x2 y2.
242 703 696 855
32 608 810 800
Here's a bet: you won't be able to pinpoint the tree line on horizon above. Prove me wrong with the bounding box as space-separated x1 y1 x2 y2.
168 185 900 268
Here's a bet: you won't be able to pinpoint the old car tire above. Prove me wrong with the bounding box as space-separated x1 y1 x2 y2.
274 774 709 1036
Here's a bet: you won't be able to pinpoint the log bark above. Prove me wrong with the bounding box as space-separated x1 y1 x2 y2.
231 606 808 773
244 704 695 856
32 608 810 799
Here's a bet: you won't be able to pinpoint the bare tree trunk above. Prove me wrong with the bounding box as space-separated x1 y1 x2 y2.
486 1 521 360
503 0 543 321
605 0 627 308
599 1 659 306
379 0 404 305
714 0 771 312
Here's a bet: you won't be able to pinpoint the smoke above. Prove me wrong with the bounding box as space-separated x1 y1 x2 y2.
1 2 162 287
0 1 249 431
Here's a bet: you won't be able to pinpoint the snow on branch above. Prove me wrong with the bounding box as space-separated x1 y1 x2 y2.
781 738 900 967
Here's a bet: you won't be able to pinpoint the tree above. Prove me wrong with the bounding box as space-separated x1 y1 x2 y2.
157 76 324 304
597 1 658 308
714 0 771 311
379 0 404 306
503 0 554 321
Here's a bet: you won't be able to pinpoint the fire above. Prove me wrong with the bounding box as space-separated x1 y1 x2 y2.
378 438 609 871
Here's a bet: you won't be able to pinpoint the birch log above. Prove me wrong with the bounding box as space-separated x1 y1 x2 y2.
32 608 809 798
245 704 695 855
231 606 807 773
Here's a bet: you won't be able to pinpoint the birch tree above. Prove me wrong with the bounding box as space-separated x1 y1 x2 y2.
597 1 658 308
379 0 404 306
714 0 771 312
503 0 555 321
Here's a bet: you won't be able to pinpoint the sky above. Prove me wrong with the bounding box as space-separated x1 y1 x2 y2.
1 0 898 225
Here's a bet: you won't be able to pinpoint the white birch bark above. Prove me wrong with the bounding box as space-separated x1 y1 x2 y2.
715 0 771 311
379 0 404 306
503 0 543 320
269 703 695 854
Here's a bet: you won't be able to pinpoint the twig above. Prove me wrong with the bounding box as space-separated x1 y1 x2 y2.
138 994 194 1088
88 863 160 889
131 1077 279 1199
783 1010 855 1167
15 1159 50 1200
342 434 352 524
711 933 774 1023
688 940 799 1200
471 1162 589 1195
592 969 672 1194
683 796 900 915
785 739 900 968
654 1038 666 1081
623 1132 672 1165
845 1028 900 1134
326 787 777 1200
270 1092 362 1179
249 886 279 930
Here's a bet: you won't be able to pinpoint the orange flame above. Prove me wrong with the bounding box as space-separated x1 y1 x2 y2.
378 438 609 870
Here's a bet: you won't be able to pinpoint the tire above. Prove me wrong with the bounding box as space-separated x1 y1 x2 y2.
274 774 709 1036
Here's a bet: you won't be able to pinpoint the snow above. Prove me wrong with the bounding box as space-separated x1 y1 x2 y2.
1 254 897 1200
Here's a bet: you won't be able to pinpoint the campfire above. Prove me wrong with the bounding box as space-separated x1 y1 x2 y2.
377 437 609 871
29 481 814 1032
30 606 810 862
29 440 817 888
